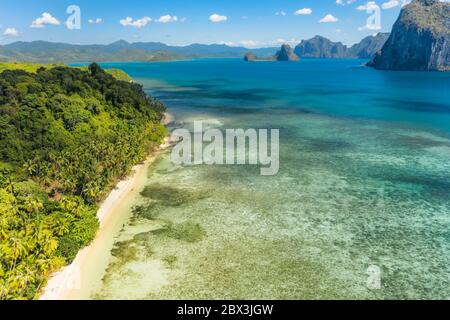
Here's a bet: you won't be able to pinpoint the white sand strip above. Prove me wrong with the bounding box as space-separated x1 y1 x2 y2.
40 115 173 300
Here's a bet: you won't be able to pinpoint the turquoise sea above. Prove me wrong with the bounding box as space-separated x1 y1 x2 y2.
93 59 450 299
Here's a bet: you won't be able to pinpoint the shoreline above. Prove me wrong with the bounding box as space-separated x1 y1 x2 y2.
40 113 173 300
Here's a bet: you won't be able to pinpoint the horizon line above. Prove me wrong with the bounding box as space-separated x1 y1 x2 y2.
0 32 389 50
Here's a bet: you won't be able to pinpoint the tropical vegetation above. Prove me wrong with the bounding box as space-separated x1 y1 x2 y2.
0 63 167 299
0 62 132 82
0 62 62 73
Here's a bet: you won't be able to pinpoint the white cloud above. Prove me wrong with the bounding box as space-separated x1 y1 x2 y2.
119 16 151 28
156 15 178 23
319 14 339 23
382 0 400 9
209 14 227 23
357 1 380 11
31 12 60 28
294 8 312 15
3 27 19 37
272 38 299 47
337 0 357 5
88 18 103 24
275 11 287 16
237 40 260 47
220 37 299 49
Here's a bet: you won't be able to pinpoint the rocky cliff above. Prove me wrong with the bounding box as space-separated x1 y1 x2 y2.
275 44 299 61
348 33 390 59
369 0 449 71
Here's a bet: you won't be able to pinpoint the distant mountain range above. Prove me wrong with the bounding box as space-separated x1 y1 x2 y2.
0 34 389 64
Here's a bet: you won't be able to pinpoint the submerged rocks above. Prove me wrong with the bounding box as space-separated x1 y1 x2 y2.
369 0 450 71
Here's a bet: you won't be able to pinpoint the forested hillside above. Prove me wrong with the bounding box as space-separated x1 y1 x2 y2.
0 64 167 299
0 62 132 82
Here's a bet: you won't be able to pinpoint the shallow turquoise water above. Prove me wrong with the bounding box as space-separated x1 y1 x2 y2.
93 59 450 299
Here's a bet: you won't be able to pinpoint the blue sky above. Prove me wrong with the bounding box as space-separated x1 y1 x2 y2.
0 0 420 47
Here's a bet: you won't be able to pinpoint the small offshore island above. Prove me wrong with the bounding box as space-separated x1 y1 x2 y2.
244 44 299 61
244 34 390 62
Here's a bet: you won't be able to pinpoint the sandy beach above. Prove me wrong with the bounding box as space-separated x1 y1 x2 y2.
40 114 173 300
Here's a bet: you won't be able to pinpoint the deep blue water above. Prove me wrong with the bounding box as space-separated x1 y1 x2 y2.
100 59 450 135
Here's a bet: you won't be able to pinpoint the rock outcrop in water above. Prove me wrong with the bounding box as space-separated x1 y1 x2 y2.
245 34 389 62
275 44 299 61
243 52 276 62
244 44 300 62
294 36 347 58
244 52 257 61
369 0 450 71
